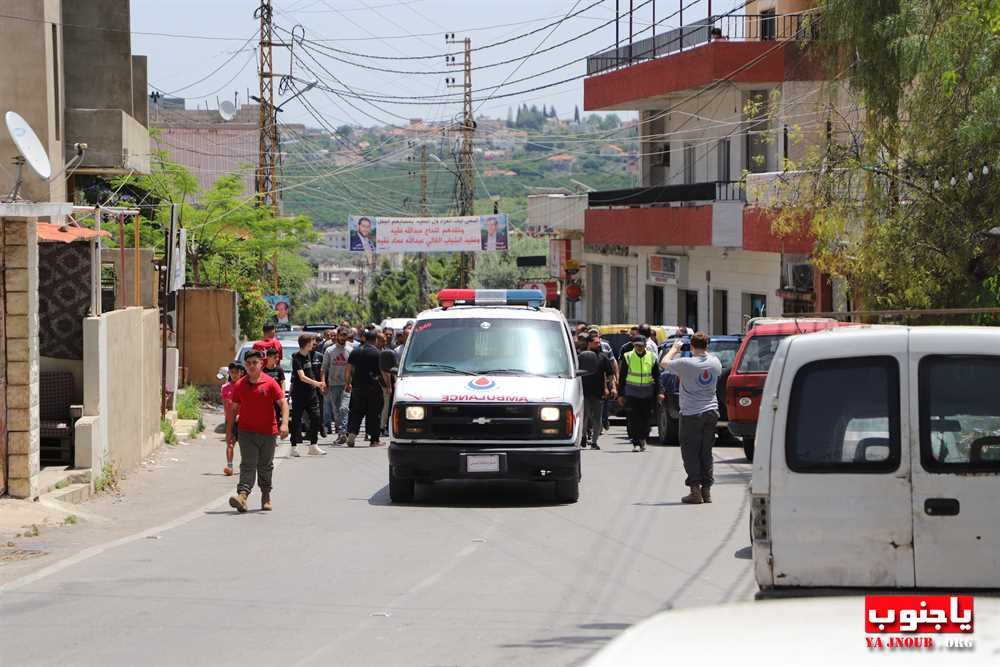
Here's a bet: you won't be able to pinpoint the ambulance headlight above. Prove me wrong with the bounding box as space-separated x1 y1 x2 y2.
405 406 426 421
539 407 561 422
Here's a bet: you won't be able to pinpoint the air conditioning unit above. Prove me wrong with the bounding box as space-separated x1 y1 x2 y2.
787 263 814 291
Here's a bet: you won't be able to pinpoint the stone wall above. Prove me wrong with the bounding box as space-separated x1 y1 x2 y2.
4 217 40 499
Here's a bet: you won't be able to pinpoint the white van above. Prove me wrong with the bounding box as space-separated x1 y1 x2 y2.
388 290 584 503
752 326 1000 591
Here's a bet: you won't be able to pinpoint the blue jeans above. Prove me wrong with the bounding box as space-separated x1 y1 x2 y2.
323 385 349 434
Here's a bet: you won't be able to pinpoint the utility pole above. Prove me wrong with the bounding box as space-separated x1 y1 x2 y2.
418 144 429 307
446 34 475 288
255 0 284 293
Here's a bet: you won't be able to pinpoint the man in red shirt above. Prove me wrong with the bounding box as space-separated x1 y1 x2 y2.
252 323 284 362
227 349 289 512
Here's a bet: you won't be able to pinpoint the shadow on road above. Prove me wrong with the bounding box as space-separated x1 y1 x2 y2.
368 479 570 509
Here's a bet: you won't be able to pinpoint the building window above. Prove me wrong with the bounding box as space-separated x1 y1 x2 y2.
683 143 696 184
742 292 767 322
712 289 728 334
679 289 698 330
716 138 731 182
52 24 60 141
610 266 629 323
761 9 777 41
646 284 664 324
589 264 604 323
746 91 771 174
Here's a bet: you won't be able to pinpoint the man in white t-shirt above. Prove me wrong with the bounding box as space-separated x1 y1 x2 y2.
661 331 722 505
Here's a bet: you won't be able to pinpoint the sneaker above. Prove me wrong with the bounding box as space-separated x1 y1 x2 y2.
261 492 272 511
336 433 347 445
346 434 356 448
290 446 301 458
229 492 248 513
701 486 712 503
640 441 646 452
307 444 327 456
632 444 639 452
370 440 384 447
591 443 601 450
223 465 234 476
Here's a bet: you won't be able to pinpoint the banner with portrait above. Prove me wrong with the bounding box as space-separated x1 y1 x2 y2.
348 214 509 253
264 294 292 331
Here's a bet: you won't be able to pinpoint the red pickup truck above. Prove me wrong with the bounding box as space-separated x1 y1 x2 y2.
726 318 849 460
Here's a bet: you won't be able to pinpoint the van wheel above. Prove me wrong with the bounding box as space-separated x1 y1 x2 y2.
658 407 679 445
742 439 755 461
555 479 579 503
389 467 415 503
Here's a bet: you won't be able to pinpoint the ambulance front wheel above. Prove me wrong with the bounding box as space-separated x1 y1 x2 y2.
389 466 415 503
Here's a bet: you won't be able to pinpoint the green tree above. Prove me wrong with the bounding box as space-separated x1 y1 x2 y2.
368 259 421 322
760 0 1000 310
116 142 317 338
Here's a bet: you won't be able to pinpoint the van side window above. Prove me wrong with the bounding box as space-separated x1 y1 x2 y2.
919 356 1000 472
786 357 901 473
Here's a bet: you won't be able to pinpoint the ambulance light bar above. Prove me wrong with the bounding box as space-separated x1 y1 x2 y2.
437 289 544 308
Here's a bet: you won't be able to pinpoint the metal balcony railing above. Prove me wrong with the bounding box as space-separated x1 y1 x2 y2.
587 12 821 76
588 180 745 208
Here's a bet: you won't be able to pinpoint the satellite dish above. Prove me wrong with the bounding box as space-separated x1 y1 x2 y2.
6 111 52 179
219 100 237 122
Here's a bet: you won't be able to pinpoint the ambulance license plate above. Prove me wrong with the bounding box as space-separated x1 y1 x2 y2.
465 454 501 473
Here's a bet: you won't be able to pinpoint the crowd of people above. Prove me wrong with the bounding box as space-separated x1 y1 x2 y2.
571 322 722 506
221 316 721 512
221 320 414 512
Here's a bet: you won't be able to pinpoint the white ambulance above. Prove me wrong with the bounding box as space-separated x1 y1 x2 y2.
752 326 1000 592
388 289 584 503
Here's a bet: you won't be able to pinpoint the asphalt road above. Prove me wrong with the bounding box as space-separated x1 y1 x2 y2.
0 425 755 667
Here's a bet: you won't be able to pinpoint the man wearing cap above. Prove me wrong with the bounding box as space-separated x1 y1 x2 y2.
618 335 663 452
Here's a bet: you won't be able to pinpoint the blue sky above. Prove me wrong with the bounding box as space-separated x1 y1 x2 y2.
132 0 742 128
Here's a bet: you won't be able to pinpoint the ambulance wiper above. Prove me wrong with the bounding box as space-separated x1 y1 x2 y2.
478 368 557 377
409 363 476 375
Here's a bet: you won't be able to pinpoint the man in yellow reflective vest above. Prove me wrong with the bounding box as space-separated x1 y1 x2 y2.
617 335 663 452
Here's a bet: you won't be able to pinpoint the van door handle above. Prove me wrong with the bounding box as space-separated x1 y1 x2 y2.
924 498 960 516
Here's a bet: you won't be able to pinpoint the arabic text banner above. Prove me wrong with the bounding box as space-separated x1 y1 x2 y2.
348 214 509 253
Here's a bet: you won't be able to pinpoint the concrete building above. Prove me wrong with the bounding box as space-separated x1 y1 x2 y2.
581 0 834 331
313 264 364 298
0 0 151 205
150 100 307 197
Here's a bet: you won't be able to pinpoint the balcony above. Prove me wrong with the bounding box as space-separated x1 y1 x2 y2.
588 180 745 207
65 109 151 176
586 180 745 248
584 12 824 111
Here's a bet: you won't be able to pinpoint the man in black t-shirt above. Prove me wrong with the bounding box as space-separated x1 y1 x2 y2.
263 348 286 428
578 332 612 449
290 334 327 457
344 329 385 447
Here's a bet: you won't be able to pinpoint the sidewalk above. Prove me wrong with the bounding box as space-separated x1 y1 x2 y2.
0 408 249 586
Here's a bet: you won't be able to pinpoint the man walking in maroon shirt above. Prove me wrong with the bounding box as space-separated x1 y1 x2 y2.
227 350 289 512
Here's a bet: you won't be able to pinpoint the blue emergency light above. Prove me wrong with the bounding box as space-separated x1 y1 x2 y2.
437 289 545 308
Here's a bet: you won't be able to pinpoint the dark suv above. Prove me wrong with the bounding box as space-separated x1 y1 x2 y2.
656 334 743 445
